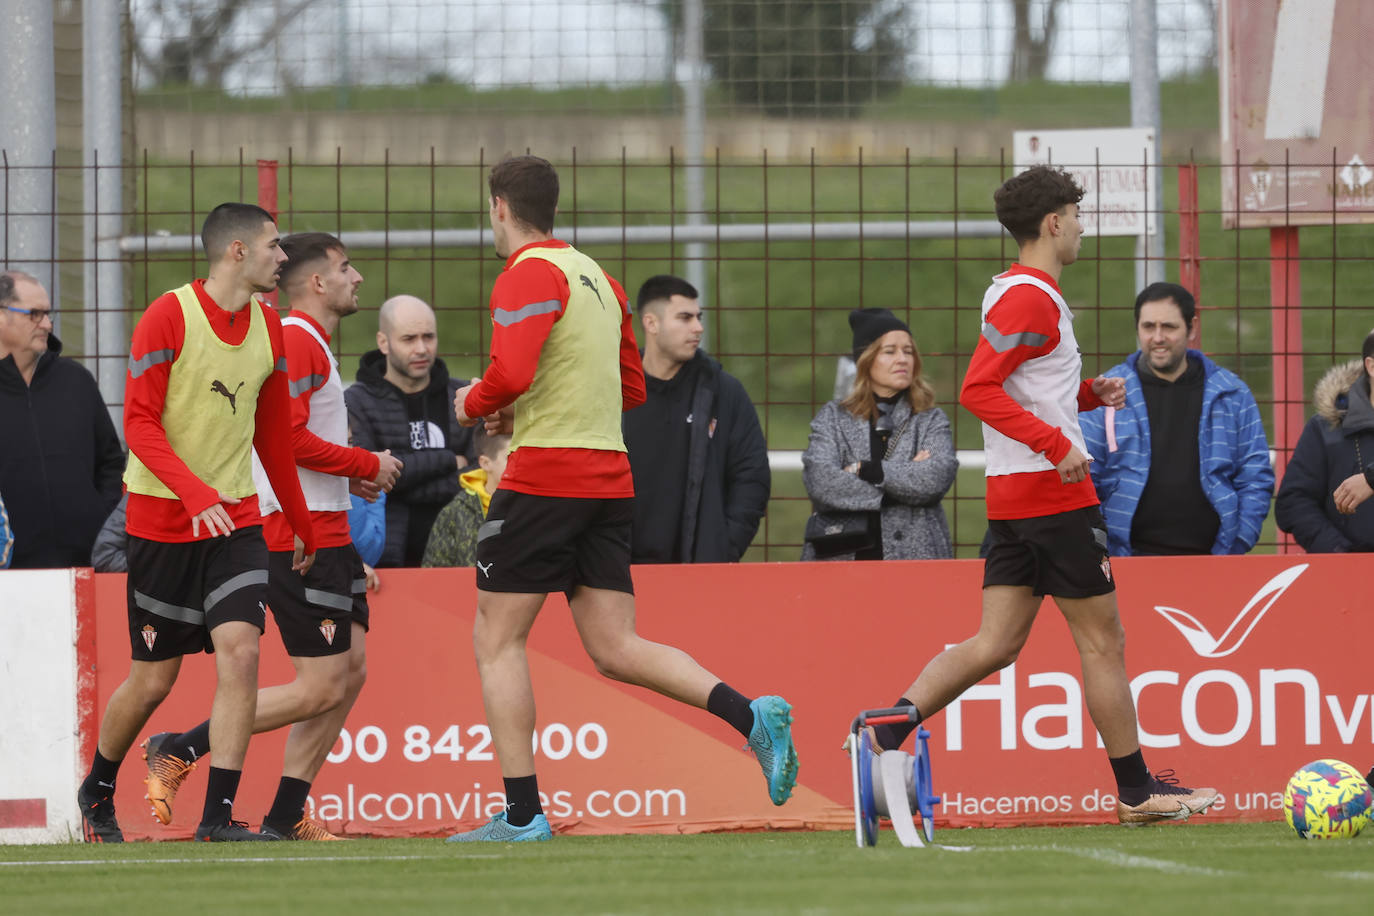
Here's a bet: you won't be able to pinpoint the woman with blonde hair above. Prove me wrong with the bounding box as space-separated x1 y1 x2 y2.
801 308 957 560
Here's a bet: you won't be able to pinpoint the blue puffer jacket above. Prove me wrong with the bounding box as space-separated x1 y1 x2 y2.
1 491 12 568
1080 350 1274 556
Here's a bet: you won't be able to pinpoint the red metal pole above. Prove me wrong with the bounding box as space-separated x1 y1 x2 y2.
258 159 280 308
1269 226 1304 554
1177 164 1202 346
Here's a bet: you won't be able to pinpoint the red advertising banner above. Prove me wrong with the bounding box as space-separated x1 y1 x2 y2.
90 556 1370 839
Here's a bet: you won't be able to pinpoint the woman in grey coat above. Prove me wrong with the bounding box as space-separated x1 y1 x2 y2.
801 308 957 560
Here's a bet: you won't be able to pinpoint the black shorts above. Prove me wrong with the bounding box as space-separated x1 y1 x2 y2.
127 525 269 661
982 506 1115 598
475 490 635 597
267 544 369 657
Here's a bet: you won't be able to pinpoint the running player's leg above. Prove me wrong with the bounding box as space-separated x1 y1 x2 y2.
1054 593 1217 821
78 658 182 842
191 527 276 841
1045 508 1217 824
262 625 367 839
567 497 798 805
446 489 566 840
199 619 262 826
142 649 346 825
569 586 716 704
445 589 552 842
905 584 1042 720
279 626 367 782
1053 592 1135 755
868 585 1041 752
870 517 1046 751
80 533 211 842
473 590 547 778
251 653 350 732
568 585 796 806
97 659 183 763
146 545 358 826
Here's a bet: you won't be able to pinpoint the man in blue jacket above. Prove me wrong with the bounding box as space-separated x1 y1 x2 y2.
1080 282 1273 556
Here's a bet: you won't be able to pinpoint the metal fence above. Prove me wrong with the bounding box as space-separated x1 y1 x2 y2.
4 1 1371 560
18 151 1372 559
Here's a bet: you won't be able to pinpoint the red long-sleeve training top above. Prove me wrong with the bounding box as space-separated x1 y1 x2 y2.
462 239 647 498
124 280 316 550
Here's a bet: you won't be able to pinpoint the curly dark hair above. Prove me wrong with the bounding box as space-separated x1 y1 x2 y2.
993 165 1085 245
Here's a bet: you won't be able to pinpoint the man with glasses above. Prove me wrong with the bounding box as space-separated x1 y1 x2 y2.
0 270 124 568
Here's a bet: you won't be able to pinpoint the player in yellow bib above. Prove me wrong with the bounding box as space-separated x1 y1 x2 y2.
446 156 798 842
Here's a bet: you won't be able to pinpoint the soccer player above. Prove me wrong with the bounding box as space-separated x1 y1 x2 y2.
77 203 317 842
862 165 1219 825
139 232 403 840
447 155 798 842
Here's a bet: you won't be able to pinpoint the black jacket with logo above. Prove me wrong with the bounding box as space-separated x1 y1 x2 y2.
624 350 770 562
0 335 124 567
344 350 473 567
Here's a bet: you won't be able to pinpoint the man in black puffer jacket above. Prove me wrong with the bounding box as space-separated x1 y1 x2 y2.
0 271 124 568
344 295 474 566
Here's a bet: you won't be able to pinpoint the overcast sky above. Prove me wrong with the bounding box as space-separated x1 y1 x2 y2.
130 0 1217 94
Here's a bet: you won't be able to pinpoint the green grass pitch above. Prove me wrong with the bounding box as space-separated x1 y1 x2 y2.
3 823 1369 914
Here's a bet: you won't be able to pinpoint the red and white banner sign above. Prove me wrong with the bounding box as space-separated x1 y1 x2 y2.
84 556 1369 838
1220 0 1374 227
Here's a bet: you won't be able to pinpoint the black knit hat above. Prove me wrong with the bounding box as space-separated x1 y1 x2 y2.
849 308 911 362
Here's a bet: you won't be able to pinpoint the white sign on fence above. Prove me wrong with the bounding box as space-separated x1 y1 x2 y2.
1012 128 1159 238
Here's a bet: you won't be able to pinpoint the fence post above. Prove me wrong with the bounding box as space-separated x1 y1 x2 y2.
1269 225 1303 554
85 1 126 422
0 0 57 298
1177 164 1201 346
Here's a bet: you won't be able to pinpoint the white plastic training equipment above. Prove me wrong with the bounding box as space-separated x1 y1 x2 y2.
847 708 940 849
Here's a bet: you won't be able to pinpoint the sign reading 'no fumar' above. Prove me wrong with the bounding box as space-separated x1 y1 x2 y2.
1012 128 1158 238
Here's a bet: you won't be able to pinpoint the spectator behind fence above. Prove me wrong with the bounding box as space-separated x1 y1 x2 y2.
801 308 957 560
623 275 770 563
422 425 511 567
1 490 13 568
92 493 129 572
1080 282 1274 556
1275 333 1374 551
342 419 386 573
344 295 474 566
0 270 124 568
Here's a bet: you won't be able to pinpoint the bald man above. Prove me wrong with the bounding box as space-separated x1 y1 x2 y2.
344 294 475 566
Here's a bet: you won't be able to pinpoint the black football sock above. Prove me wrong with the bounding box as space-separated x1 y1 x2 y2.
871 698 921 750
200 767 242 828
1111 750 1152 804
166 720 211 762
502 775 543 828
263 777 312 832
706 683 755 739
82 750 121 797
